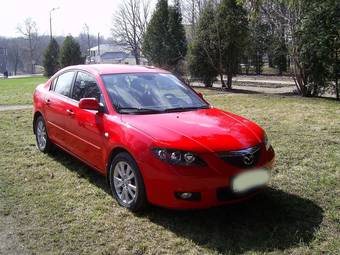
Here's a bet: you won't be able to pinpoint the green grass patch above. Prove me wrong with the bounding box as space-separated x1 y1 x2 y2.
0 77 48 105
0 92 339 254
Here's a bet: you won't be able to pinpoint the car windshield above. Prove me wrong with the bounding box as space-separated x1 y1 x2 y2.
101 73 209 114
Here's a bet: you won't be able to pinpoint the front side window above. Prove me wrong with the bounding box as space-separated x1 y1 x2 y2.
101 73 208 114
54 72 75 97
72 72 101 102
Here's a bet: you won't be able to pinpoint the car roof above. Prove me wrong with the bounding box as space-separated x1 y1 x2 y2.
62 64 170 75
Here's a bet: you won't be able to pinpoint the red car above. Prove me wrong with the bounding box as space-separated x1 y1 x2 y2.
33 64 275 212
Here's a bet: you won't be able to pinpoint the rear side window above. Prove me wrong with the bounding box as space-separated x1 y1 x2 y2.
72 72 101 102
54 72 75 97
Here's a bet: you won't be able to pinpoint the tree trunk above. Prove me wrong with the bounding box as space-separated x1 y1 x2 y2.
14 58 18 75
336 50 339 100
292 57 311 97
220 73 226 88
133 47 140 65
227 73 232 89
28 35 34 74
268 54 274 68
336 76 339 100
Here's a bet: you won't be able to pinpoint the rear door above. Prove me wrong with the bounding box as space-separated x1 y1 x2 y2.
44 71 75 148
65 71 107 171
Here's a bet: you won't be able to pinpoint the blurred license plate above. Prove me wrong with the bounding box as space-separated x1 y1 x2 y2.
232 169 270 193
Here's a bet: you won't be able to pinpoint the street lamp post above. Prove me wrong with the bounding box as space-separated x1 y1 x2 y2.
49 7 60 40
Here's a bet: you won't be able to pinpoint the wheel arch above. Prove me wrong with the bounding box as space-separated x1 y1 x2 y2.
33 111 43 134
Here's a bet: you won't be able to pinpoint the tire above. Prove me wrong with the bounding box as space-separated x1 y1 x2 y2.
35 116 52 153
109 152 147 212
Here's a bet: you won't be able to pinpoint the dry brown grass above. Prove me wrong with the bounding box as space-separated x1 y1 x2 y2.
0 88 339 254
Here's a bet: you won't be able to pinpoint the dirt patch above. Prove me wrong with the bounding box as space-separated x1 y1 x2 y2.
0 215 30 255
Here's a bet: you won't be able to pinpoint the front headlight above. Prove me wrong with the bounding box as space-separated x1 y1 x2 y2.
152 148 206 166
264 133 271 151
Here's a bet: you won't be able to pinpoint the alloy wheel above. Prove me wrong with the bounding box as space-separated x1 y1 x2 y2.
36 119 47 150
113 161 138 205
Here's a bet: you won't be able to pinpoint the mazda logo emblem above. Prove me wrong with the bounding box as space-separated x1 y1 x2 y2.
243 153 254 166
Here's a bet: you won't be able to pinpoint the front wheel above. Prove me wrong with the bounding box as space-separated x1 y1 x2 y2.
109 152 147 212
35 116 52 153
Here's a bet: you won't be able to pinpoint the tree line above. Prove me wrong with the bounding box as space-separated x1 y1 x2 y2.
115 0 338 99
0 19 107 76
2 0 337 99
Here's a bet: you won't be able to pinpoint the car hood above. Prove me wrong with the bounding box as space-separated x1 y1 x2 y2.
121 108 264 153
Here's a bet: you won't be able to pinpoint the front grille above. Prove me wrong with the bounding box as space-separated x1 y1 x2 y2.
217 145 261 169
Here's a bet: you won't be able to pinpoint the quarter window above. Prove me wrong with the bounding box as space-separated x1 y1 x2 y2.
50 77 58 91
72 72 102 102
54 72 75 97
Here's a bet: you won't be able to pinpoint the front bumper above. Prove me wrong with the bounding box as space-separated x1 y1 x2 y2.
139 146 275 209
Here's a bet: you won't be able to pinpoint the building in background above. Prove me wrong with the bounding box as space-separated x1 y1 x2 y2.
86 44 148 65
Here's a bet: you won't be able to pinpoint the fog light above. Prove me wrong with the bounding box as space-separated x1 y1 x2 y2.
175 192 201 201
180 192 192 199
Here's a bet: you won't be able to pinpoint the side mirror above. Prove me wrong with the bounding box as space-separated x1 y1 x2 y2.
197 92 204 99
79 98 100 111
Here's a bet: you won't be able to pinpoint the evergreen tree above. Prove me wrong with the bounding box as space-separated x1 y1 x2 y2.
188 2 219 86
188 0 248 89
167 0 187 73
298 0 339 98
59 35 83 68
249 19 270 75
218 0 248 88
43 38 60 77
143 0 187 71
272 35 288 75
143 0 170 67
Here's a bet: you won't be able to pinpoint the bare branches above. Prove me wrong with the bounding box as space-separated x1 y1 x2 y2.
17 18 39 74
112 0 151 64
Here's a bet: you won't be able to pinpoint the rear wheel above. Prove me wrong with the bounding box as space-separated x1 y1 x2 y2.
109 152 147 212
35 116 52 153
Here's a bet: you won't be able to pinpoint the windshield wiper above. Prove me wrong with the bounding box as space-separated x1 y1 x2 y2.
117 107 164 114
164 105 209 113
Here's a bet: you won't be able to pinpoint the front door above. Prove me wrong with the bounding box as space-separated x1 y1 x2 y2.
65 71 107 171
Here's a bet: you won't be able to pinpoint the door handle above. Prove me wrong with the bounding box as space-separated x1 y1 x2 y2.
45 98 51 105
66 109 75 116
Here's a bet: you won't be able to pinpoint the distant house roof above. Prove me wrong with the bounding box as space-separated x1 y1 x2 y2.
101 52 127 60
89 44 130 55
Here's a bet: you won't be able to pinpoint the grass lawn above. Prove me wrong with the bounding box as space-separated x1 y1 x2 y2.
0 77 47 105
0 89 339 254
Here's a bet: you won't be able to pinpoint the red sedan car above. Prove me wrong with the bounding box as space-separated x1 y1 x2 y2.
33 64 275 212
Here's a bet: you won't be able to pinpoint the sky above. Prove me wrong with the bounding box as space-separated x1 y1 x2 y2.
0 0 156 38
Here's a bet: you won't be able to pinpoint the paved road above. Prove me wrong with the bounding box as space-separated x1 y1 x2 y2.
0 105 32 111
233 77 295 85
0 74 43 79
191 82 296 95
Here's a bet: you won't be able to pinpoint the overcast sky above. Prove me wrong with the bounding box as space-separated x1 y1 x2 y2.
1 0 156 38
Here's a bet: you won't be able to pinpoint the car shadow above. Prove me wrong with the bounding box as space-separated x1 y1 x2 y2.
48 148 112 195
142 189 323 254
49 148 323 254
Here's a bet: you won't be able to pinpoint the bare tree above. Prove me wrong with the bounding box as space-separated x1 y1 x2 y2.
179 0 210 40
17 18 39 74
259 0 307 95
83 24 91 55
112 0 151 65
7 40 21 75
